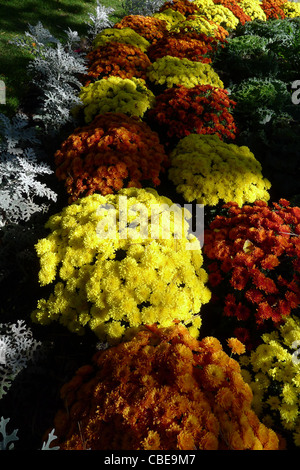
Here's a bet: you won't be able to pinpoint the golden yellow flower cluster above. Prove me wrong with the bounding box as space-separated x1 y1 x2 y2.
147 55 223 89
195 3 240 29
78 76 155 123
154 8 186 30
168 134 271 206
240 315 300 447
283 1 300 17
170 13 229 38
32 188 211 343
93 27 150 52
238 0 267 20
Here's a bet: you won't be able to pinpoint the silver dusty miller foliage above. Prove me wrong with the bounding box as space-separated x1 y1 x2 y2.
12 22 87 133
121 0 169 15
0 112 57 227
0 417 19 450
86 1 115 38
0 319 42 399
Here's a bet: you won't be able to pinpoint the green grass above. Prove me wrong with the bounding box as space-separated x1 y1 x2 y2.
0 0 125 117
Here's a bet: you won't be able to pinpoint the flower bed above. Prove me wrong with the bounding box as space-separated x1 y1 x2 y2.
1 0 300 451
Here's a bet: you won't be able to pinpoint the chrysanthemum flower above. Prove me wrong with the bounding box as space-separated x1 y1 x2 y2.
227 337 246 355
51 324 279 450
204 199 300 343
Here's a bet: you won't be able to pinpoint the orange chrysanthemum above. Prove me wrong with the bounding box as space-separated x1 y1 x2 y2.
227 337 246 355
50 324 279 450
260 0 287 19
83 42 151 85
113 14 168 43
147 32 218 63
54 112 169 202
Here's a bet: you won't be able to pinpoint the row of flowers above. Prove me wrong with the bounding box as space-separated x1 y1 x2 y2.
7 0 300 451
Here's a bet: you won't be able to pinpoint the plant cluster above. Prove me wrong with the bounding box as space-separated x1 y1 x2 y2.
203 199 300 348
86 1 115 39
237 0 267 21
195 3 240 30
260 0 287 20
83 42 151 85
0 320 42 399
147 31 219 63
2 0 300 451
78 76 155 123
0 113 57 227
168 134 271 207
158 0 201 17
52 324 279 450
93 26 150 51
54 112 168 201
214 34 279 83
12 23 87 133
121 0 166 16
171 14 229 41
113 14 168 42
230 77 292 128
283 1 300 18
31 188 211 343
240 315 300 447
153 8 186 30
146 84 237 142
213 0 252 25
146 55 224 89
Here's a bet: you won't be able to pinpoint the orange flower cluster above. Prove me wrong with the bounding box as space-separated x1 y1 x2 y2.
147 32 219 63
113 14 168 43
83 42 151 85
146 84 237 142
52 324 279 450
260 0 287 19
54 112 169 202
158 0 201 17
213 0 252 24
204 199 300 348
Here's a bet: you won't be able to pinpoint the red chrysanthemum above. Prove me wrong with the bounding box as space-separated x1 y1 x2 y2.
146 84 237 143
203 199 300 347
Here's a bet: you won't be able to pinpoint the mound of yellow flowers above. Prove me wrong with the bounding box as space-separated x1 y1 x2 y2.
31 188 211 343
168 134 271 207
52 324 280 450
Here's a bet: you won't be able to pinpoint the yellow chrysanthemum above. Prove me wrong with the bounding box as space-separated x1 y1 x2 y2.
147 55 223 89
93 27 150 52
32 188 211 343
79 76 155 123
169 134 271 207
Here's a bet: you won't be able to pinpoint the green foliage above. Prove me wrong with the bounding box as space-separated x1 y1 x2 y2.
233 18 300 82
230 77 292 128
214 34 279 84
235 17 300 40
236 116 300 200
